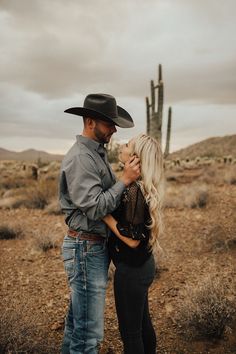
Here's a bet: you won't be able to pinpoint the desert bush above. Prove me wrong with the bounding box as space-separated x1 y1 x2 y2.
0 176 28 190
184 185 208 208
24 180 58 209
198 164 236 185
224 165 236 185
0 178 59 210
0 196 25 209
0 225 22 240
10 179 58 210
204 224 236 253
174 275 236 340
164 183 208 209
34 231 58 252
44 198 62 215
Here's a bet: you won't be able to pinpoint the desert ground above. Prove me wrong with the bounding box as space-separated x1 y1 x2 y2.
0 157 236 354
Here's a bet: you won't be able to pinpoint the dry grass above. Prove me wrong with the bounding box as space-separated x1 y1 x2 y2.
198 164 236 185
33 231 58 252
44 198 62 215
0 179 59 210
203 224 236 253
174 274 236 340
0 224 22 240
0 305 57 353
22 180 58 209
0 160 59 211
0 176 29 190
223 165 236 185
164 183 208 209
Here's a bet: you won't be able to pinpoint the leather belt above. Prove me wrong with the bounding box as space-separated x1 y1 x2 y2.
67 229 105 242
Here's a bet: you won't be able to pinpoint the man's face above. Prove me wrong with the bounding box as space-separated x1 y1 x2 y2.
93 120 117 144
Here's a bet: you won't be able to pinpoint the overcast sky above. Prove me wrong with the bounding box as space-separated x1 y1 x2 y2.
0 0 236 154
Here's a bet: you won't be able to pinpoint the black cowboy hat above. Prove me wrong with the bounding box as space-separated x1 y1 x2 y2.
64 93 134 128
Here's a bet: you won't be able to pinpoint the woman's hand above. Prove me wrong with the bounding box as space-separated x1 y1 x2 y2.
103 214 140 249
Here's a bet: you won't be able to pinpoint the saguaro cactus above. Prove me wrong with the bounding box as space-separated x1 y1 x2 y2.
146 64 172 157
146 65 164 144
164 107 172 158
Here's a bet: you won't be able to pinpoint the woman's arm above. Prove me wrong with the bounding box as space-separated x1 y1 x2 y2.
103 214 140 249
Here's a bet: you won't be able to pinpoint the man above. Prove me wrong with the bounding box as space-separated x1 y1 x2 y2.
59 93 140 353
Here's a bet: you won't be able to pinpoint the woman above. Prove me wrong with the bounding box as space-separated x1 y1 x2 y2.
103 133 164 354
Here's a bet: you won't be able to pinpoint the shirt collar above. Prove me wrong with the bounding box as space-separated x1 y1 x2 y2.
76 135 105 154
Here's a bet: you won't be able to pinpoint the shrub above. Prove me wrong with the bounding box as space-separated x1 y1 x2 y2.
44 198 62 215
34 232 58 252
18 179 58 209
163 183 208 209
0 179 59 210
0 176 28 190
184 185 208 208
224 166 236 185
0 225 22 240
175 275 236 340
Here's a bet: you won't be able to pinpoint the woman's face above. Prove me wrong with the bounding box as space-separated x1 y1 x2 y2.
118 139 134 163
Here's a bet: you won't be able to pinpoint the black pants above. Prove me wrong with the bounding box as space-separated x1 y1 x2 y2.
114 255 156 354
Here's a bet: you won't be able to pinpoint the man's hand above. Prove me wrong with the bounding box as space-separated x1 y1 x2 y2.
119 155 140 186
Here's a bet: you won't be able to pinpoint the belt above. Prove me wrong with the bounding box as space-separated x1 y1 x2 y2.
67 229 105 242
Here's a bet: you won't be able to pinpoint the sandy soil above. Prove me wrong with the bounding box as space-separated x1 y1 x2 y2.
1 181 236 353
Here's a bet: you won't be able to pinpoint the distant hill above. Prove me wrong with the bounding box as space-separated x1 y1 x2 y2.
0 148 64 162
168 135 236 160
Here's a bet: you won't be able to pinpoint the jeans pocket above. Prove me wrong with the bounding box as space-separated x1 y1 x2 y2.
62 248 76 281
86 241 106 254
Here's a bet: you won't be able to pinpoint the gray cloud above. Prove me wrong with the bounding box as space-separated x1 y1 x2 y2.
0 0 235 153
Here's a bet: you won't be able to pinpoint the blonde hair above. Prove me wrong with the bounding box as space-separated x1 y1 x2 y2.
130 134 164 252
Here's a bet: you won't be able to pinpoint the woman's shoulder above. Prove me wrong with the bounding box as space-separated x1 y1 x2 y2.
126 181 142 193
124 181 141 200
124 182 147 209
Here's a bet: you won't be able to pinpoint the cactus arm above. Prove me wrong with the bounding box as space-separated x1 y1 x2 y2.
164 106 172 158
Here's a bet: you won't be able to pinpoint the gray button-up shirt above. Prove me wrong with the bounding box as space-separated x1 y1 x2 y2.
59 135 125 237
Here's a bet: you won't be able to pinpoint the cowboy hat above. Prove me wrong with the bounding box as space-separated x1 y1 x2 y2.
64 93 134 128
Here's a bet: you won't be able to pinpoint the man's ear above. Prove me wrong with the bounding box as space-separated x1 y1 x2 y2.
85 117 96 129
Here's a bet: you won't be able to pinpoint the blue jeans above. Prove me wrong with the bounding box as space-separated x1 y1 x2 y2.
61 235 109 354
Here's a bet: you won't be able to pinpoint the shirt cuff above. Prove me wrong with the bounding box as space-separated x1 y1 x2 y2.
112 180 126 197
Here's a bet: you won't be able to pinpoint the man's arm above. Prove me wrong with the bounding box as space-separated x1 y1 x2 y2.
64 154 140 221
119 155 140 186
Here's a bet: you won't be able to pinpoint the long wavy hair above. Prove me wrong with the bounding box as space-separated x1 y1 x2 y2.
130 133 164 252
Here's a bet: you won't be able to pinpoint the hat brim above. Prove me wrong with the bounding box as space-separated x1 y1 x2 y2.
64 106 134 128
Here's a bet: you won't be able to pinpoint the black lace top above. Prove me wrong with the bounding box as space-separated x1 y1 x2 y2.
108 182 152 267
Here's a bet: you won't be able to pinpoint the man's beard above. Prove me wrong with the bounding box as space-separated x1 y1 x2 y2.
94 125 112 144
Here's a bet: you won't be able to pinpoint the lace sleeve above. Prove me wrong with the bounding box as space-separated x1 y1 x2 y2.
122 183 145 224
115 182 150 240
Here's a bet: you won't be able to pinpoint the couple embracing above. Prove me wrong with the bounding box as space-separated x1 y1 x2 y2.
59 93 164 354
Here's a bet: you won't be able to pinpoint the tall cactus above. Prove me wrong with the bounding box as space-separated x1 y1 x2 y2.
146 65 164 144
164 107 172 157
146 64 172 157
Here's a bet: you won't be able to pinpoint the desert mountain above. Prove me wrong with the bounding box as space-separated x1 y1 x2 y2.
168 134 236 160
1 134 235 162
0 147 63 162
